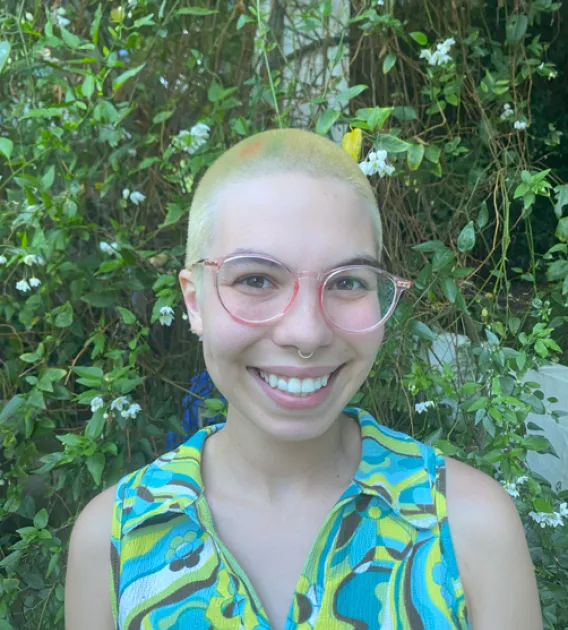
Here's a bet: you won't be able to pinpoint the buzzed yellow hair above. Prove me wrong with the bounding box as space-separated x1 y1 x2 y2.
184 128 382 268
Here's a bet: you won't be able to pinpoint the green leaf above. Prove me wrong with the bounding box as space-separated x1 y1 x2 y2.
391 106 418 121
90 4 103 44
159 202 187 228
457 221 476 253
20 108 63 120
382 53 397 74
40 165 55 191
85 409 105 440
82 74 95 99
336 85 368 103
0 138 13 160
112 63 145 91
465 396 489 412
54 303 74 328
33 508 49 530
553 184 568 219
532 497 553 513
409 320 437 341
440 277 457 303
412 240 445 252
546 260 568 282
432 247 456 272
315 109 340 136
406 144 424 171
86 453 105 485
0 395 25 423
506 14 528 45
152 110 173 124
73 366 104 379
424 145 441 163
508 316 521 335
376 134 409 153
0 41 11 74
410 32 428 45
555 217 568 242
477 202 489 229
60 25 81 48
176 7 218 15
117 307 137 324
0 619 15 630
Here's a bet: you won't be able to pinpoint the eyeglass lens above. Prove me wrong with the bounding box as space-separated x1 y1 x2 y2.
216 256 397 331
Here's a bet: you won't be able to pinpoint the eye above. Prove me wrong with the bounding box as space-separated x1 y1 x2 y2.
235 274 275 290
331 276 367 291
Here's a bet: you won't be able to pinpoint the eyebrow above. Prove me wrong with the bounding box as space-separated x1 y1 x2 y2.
228 249 381 271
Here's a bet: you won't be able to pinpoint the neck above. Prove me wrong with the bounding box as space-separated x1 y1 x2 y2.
203 408 361 505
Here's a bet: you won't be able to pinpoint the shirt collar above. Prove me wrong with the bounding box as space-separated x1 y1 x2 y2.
121 407 437 535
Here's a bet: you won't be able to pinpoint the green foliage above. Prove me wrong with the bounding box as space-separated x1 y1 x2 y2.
0 0 568 627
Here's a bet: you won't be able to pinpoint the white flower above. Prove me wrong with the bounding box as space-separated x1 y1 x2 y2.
539 62 545 70
529 510 565 528
110 396 129 412
172 122 211 155
359 161 373 176
500 103 514 120
16 279 31 292
415 400 435 414
122 188 130 199
129 191 146 205
420 37 455 67
359 150 395 178
502 482 520 498
559 503 568 518
159 306 175 326
377 0 384 5
90 396 104 412
23 254 42 266
516 475 529 485
121 403 142 419
0 255 7 264
29 277 41 288
100 242 114 255
514 120 527 130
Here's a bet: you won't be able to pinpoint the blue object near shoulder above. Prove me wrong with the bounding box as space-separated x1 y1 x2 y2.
166 370 226 450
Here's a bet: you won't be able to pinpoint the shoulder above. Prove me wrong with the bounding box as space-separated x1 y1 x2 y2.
65 485 117 630
443 457 542 630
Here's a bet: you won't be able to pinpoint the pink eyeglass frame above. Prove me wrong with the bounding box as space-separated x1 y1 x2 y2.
189 253 413 333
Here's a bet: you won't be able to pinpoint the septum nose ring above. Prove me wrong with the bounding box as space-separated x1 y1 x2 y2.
298 350 314 360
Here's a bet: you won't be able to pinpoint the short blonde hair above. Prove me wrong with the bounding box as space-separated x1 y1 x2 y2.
184 128 382 268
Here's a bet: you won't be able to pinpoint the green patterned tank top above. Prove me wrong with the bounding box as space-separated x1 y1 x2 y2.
110 407 471 629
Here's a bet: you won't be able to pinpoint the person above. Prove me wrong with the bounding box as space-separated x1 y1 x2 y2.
65 129 543 630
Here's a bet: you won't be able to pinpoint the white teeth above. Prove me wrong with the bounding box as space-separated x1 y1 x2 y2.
258 370 334 396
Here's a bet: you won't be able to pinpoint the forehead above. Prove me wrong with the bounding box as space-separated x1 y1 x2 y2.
211 173 377 268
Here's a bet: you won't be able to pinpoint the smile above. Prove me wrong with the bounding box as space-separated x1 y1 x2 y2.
258 370 331 395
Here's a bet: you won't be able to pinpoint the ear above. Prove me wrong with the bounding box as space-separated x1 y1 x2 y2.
178 269 203 337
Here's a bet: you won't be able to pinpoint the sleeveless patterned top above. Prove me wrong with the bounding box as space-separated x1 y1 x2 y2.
110 408 471 629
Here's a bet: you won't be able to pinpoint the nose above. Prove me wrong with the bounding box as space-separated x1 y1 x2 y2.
271 277 333 352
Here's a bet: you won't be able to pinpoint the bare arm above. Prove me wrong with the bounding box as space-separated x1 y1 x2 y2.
65 485 116 630
445 457 543 630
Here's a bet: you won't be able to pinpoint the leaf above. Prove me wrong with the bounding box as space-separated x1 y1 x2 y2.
85 409 105 440
176 7 218 15
86 453 105 486
392 106 418 121
152 110 173 124
506 14 528 45
406 144 424 171
73 366 104 380
376 134 409 153
117 307 137 324
82 75 95 99
412 240 445 252
0 138 13 160
0 41 11 74
424 145 441 163
546 260 568 282
90 4 103 44
555 217 568 243
477 202 489 229
409 320 437 341
336 85 368 103
382 53 397 74
457 221 476 252
0 395 25 423
532 497 553 513
410 32 428 45
112 64 146 91
553 184 568 219
60 26 81 49
40 165 55 191
315 109 340 136
432 247 456 272
440 277 457 303
33 508 49 530
159 202 187 228
341 128 362 162
20 108 63 120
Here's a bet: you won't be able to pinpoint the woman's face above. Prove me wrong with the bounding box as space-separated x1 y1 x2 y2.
179 172 384 441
